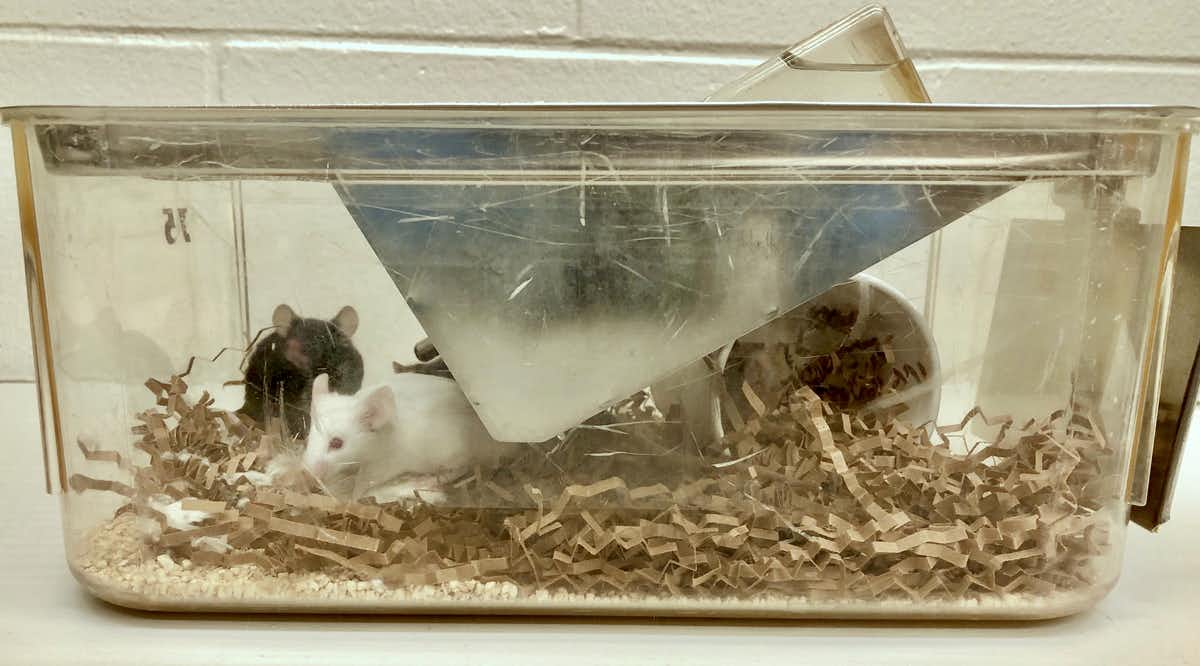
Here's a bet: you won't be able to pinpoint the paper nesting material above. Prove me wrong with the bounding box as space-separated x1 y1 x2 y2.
66 360 1116 605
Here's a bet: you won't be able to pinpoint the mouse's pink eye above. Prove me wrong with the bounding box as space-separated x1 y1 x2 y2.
328 437 344 451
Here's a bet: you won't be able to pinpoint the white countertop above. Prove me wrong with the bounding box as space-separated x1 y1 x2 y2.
2 382 1197 666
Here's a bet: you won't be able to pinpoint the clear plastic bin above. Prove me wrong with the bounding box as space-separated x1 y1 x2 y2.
4 102 1196 618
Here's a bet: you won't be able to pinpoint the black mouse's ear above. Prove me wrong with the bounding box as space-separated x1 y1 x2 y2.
272 304 298 335
332 306 359 337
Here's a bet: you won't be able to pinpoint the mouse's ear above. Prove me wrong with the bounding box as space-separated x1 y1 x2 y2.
331 305 359 337
359 384 395 432
312 373 331 401
273 304 298 335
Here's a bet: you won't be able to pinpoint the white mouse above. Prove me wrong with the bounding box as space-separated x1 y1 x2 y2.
303 372 514 501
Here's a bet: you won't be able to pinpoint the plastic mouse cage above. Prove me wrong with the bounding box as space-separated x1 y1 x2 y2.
5 101 1197 619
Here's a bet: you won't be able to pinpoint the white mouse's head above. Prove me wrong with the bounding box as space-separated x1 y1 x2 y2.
303 374 396 482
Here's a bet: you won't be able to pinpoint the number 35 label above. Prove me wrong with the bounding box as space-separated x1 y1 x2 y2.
163 207 191 244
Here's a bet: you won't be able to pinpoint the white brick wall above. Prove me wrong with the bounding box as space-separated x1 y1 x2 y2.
579 0 1200 59
0 1 1197 381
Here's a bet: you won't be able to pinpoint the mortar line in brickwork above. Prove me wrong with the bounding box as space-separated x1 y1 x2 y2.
5 22 1200 69
0 23 763 60
222 37 764 67
0 22 582 46
0 27 206 48
204 36 221 105
3 21 1200 67
910 50 1200 68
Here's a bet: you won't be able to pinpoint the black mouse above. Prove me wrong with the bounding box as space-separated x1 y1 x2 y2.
237 304 364 437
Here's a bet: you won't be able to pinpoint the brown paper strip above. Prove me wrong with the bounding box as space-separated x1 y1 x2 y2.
180 498 227 513
295 544 378 578
68 474 135 497
159 519 239 548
